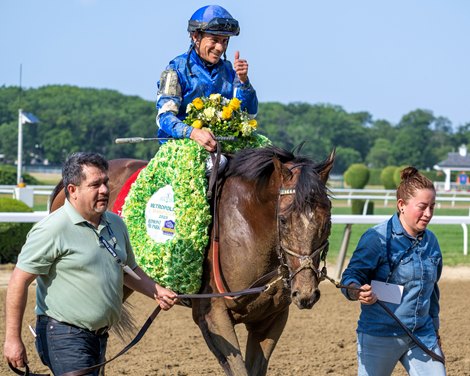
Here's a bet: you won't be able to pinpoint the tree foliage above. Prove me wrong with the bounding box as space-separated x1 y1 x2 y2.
344 163 370 189
0 85 465 174
380 166 398 189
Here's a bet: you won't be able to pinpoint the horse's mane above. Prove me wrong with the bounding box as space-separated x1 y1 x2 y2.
225 145 331 213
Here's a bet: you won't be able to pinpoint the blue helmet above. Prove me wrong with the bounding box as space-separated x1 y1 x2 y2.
188 5 240 36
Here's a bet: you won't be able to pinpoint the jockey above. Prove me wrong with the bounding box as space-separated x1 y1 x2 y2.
122 6 267 295
156 5 258 153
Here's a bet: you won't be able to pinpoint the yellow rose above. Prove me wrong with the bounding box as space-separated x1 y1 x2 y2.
228 97 241 111
192 120 203 129
192 97 204 110
248 119 258 129
221 106 233 120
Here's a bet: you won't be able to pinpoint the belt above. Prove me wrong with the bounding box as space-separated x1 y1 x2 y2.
38 315 109 336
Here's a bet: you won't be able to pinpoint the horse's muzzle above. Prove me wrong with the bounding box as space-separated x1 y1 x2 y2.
291 288 321 309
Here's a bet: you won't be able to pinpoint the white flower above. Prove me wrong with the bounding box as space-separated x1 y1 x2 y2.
241 122 253 137
203 107 216 121
209 93 221 103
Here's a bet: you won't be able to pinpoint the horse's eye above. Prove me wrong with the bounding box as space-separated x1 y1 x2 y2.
279 216 288 226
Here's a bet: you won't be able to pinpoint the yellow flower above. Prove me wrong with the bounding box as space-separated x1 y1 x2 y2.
192 97 204 110
221 106 233 120
209 93 221 104
228 97 241 111
248 119 258 129
192 120 203 129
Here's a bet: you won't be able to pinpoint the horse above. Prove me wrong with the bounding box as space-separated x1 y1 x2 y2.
49 145 335 376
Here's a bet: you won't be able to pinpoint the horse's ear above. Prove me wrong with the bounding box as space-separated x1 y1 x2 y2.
318 149 336 184
272 156 292 181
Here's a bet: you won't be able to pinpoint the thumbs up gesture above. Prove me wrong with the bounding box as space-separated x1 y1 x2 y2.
234 51 249 84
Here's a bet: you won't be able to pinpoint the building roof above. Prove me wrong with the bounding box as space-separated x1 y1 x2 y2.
435 152 470 168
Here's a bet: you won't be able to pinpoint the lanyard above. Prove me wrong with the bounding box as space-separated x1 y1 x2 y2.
385 218 421 283
85 221 141 280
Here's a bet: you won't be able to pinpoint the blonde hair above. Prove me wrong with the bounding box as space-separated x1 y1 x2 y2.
396 166 435 204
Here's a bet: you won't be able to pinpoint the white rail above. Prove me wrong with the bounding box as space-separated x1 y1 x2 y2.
1 212 468 250
0 211 49 222
332 194 470 208
2 186 470 207
332 215 470 279
1 212 468 279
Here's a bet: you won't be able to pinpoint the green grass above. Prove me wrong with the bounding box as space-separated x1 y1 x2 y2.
327 202 470 267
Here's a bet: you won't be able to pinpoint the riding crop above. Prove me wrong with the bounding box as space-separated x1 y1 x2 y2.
115 136 236 144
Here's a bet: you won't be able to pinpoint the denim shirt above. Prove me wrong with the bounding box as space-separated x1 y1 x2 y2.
156 48 258 140
341 213 442 349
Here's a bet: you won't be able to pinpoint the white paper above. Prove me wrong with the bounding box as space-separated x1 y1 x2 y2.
123 265 141 280
371 280 403 304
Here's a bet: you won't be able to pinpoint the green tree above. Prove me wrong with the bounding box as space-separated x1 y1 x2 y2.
344 163 370 188
380 166 398 189
366 138 394 168
391 109 436 168
334 147 362 174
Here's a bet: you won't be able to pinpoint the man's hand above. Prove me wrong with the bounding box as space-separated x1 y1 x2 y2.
4 338 28 369
154 285 177 311
190 128 216 152
234 51 249 84
4 268 36 370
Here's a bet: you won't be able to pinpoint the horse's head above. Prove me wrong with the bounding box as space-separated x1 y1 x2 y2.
273 149 335 309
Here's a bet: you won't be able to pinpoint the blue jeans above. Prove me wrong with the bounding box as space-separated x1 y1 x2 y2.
357 332 446 376
35 316 108 376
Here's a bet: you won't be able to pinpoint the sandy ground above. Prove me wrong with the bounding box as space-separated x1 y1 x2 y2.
1 267 470 376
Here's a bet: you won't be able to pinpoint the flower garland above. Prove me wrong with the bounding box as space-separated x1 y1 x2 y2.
184 94 258 137
122 96 270 294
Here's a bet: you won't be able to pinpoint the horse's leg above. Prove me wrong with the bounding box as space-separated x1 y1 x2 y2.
194 301 248 376
244 309 289 376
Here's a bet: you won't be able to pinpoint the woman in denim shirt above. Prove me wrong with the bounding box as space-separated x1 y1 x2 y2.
341 167 446 376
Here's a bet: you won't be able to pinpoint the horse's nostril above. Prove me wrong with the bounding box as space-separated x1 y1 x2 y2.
291 290 299 299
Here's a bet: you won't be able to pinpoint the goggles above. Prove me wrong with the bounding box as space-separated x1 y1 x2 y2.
188 17 240 36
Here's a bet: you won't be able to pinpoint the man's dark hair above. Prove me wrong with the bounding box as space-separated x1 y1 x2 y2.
63 152 109 198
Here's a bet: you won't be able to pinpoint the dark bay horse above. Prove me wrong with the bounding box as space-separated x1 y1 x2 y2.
50 145 335 376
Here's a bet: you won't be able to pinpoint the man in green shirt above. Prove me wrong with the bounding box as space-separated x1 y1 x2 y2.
3 152 177 375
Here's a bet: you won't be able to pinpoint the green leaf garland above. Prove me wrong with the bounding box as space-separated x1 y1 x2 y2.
122 134 270 293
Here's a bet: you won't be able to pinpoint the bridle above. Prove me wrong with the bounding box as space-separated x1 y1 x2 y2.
277 187 330 285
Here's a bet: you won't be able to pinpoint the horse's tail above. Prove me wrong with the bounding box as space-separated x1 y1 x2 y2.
49 180 65 212
111 300 137 342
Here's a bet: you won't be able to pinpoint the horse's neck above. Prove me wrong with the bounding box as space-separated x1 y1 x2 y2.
217 177 279 283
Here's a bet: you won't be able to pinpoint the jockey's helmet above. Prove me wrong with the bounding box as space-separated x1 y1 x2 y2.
187 5 240 37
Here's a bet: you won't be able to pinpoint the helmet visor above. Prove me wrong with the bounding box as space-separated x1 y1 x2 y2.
189 17 240 36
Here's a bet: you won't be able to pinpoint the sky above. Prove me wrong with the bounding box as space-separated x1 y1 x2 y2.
1 0 469 128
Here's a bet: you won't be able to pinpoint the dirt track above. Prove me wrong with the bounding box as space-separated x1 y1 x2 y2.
1 272 470 376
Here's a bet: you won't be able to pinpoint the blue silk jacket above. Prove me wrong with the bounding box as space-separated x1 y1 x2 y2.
156 48 258 140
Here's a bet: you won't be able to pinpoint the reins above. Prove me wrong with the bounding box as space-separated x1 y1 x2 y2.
8 363 49 376
9 306 164 376
319 270 446 365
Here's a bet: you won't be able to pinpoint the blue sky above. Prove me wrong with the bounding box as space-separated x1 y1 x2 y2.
1 0 469 127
